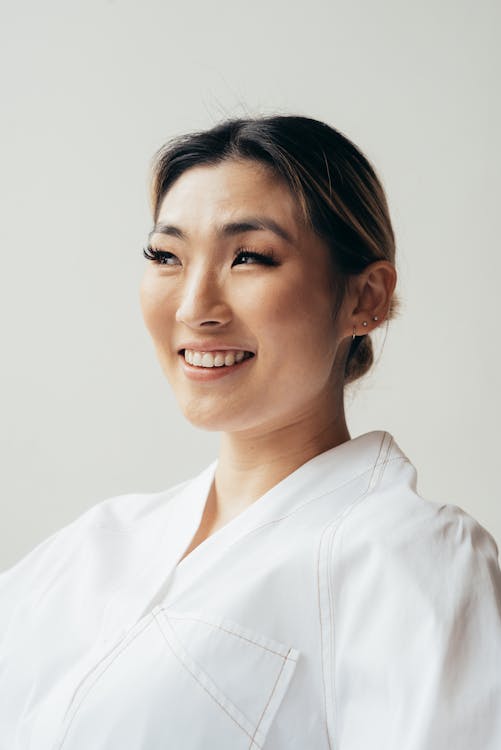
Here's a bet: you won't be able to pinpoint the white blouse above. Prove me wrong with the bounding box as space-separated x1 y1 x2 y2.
1 430 500 749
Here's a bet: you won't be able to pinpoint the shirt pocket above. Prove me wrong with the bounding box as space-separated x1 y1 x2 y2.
56 605 299 750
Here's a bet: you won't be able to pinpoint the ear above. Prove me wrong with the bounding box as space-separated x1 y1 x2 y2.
341 261 397 337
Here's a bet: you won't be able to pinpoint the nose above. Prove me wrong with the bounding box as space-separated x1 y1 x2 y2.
175 268 232 329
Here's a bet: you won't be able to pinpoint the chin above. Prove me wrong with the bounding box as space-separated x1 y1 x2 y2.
179 400 235 432
178 399 260 434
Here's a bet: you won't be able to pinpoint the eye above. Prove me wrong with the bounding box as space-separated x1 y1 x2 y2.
232 248 278 267
142 246 180 266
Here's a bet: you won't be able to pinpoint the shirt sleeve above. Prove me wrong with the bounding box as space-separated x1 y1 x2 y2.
328 501 501 750
0 519 83 651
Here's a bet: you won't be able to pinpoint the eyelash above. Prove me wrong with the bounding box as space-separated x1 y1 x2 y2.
234 248 278 266
142 246 278 267
142 246 170 264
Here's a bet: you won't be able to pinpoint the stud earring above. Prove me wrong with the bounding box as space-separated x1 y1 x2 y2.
372 315 379 321
362 321 368 327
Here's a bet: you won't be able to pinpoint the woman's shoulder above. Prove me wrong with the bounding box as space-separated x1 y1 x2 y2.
326 437 501 617
0 472 198 586
84 476 193 530
338 434 500 565
322 438 501 750
0 471 205 645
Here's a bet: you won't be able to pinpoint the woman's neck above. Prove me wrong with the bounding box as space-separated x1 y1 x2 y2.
211 407 350 523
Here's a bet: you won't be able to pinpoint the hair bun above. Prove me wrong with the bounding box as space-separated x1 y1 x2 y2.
344 336 374 384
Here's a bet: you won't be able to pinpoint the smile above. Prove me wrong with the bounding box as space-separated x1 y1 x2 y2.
182 349 254 368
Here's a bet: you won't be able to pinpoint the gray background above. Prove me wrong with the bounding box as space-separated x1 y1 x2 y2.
1 0 499 571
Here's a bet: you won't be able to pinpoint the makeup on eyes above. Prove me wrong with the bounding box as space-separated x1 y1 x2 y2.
232 247 279 266
142 246 179 265
142 246 279 267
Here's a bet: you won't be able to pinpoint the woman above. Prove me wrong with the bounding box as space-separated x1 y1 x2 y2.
1 115 500 749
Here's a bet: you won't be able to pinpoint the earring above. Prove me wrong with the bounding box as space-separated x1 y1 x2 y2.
362 321 368 327
352 326 356 340
372 315 379 321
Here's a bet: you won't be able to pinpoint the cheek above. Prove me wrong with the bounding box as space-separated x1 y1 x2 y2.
256 277 336 353
139 275 174 340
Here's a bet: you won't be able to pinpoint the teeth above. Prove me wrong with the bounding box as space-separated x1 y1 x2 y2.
183 349 250 368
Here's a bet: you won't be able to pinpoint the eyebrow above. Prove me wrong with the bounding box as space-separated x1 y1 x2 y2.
148 216 294 244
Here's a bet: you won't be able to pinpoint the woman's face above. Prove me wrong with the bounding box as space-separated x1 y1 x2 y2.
140 159 349 436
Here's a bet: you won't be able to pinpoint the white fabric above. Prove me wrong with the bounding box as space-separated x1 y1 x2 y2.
1 430 500 749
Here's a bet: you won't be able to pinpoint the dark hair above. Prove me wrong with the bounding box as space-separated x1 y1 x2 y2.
150 115 398 384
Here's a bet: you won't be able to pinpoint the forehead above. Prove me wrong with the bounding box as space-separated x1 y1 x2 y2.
156 159 304 239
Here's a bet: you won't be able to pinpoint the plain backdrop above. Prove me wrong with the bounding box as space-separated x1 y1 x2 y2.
1 0 499 571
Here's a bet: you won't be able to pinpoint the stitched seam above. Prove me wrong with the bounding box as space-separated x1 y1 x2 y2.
317 431 390 750
165 459 407 612
248 648 293 749
330 436 397 542
57 616 156 749
229 456 407 544
153 611 258 743
163 612 289 658
318 502 367 750
326 433 395 750
326 521 346 750
317 521 337 750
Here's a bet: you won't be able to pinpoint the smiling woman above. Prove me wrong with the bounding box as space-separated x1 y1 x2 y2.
140 157 374 435
1 115 500 749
